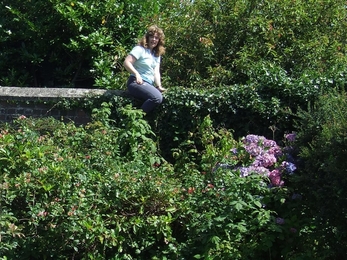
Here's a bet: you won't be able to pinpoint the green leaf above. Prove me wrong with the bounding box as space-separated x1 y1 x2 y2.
235 202 243 211
254 201 262 208
165 207 176 213
214 216 226 222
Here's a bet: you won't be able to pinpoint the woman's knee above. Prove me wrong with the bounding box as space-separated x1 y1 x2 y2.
152 93 163 104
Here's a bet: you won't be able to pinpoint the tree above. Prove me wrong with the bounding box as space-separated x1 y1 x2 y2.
161 0 347 87
0 0 172 87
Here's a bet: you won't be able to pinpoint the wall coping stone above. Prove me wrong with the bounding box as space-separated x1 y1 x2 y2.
0 86 131 124
0 86 128 101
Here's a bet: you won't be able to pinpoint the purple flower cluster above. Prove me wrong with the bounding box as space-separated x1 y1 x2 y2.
282 161 296 174
238 166 269 177
238 134 296 187
212 134 298 231
285 133 296 142
269 169 284 187
225 134 298 231
213 134 297 187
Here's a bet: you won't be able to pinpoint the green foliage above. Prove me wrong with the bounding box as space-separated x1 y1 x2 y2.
0 110 178 259
168 116 298 259
1 0 346 89
161 0 347 87
154 71 337 161
0 112 300 259
1 0 347 258
291 90 347 258
0 0 171 87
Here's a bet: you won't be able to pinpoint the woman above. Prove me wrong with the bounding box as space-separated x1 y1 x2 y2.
123 25 166 113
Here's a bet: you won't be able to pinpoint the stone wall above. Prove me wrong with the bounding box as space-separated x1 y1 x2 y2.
0 87 124 125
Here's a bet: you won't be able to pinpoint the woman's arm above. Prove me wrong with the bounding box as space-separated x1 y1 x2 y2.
154 63 166 92
123 54 143 84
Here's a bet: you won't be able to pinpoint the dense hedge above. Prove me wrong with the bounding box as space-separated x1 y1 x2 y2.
2 80 347 259
0 108 297 259
290 91 347 258
3 89 347 259
92 66 346 161
1 0 347 258
0 0 168 87
162 0 347 87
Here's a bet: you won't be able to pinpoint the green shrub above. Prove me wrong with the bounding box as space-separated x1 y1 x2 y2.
0 0 170 87
1 0 346 89
292 90 347 258
0 109 179 259
153 74 332 162
171 116 299 259
0 110 300 259
162 0 347 87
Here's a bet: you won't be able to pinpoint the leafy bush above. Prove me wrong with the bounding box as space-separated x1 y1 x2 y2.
291 90 347 258
0 109 179 259
0 0 171 87
162 0 347 87
1 0 346 89
153 69 341 161
169 116 300 259
0 110 300 259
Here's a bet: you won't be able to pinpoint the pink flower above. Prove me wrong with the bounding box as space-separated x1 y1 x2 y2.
270 169 281 177
245 143 263 156
269 169 284 186
253 153 277 168
187 187 195 194
268 146 283 157
263 139 277 147
207 183 214 189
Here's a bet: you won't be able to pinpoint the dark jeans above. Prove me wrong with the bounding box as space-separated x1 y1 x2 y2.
126 76 163 113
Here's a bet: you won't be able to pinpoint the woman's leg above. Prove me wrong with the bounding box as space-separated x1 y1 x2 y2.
127 76 163 113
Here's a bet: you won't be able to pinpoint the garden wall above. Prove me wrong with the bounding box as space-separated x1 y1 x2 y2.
0 87 124 125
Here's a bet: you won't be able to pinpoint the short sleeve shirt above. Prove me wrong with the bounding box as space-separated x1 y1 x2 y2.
130 45 160 85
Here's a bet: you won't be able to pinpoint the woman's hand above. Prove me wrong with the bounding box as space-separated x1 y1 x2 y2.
157 86 166 92
135 73 143 84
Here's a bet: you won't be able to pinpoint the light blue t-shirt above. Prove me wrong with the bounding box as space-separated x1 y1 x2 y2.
130 45 160 85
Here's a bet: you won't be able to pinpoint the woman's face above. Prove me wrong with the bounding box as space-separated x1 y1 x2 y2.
148 33 160 50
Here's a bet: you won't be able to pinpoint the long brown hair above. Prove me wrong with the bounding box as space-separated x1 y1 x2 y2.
139 25 165 57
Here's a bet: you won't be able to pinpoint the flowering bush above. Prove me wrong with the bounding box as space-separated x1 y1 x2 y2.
171 116 299 259
214 133 296 188
0 110 181 259
0 112 302 259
